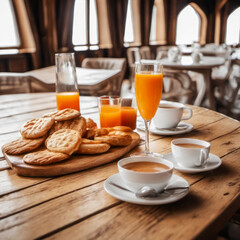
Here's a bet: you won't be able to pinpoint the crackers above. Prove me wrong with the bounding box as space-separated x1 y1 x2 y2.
43 108 80 121
20 117 54 139
2 137 45 155
45 129 82 155
23 149 69 165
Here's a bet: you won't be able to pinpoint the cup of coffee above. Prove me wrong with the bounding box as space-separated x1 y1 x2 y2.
153 101 192 129
171 138 210 168
118 156 173 192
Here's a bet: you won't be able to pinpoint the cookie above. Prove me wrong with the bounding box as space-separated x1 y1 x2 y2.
86 118 97 129
45 129 82 155
23 149 69 165
77 139 111 154
2 136 45 155
20 117 54 139
43 108 80 121
49 116 86 137
95 131 132 146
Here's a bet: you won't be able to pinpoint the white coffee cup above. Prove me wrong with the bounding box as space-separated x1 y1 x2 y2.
171 138 210 168
153 101 192 129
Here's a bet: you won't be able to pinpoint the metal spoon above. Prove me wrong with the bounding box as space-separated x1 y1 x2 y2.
109 181 189 199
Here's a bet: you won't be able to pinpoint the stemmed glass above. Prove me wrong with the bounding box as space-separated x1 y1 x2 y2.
135 60 163 155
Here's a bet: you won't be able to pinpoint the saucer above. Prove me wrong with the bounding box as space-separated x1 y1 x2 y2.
137 121 193 136
163 152 222 173
104 173 189 205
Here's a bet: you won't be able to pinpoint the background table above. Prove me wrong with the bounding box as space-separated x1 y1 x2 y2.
0 93 239 240
26 66 121 95
161 56 225 109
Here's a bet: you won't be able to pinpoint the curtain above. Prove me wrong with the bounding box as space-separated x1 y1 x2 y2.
56 0 75 51
106 0 128 57
139 0 154 46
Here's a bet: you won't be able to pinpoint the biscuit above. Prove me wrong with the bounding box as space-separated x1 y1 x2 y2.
77 139 111 154
49 116 86 137
95 131 132 146
20 117 54 139
45 129 82 155
86 118 97 129
2 136 45 155
43 108 80 121
23 149 69 165
107 126 132 132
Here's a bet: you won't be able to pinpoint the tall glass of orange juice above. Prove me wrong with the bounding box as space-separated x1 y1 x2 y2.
135 60 163 155
98 96 121 128
55 53 80 111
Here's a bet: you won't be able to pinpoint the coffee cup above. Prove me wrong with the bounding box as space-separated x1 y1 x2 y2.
171 138 210 168
118 156 173 192
153 101 192 129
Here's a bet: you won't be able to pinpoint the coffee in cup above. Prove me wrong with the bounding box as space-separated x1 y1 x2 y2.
153 101 192 129
171 138 210 168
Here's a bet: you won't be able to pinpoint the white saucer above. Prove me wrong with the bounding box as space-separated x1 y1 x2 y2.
163 152 222 173
137 121 193 136
104 173 189 205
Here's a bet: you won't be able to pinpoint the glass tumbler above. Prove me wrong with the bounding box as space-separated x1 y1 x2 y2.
121 98 137 130
98 96 121 128
55 53 80 111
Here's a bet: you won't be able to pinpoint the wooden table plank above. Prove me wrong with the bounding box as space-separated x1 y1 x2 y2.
0 93 239 240
41 149 240 240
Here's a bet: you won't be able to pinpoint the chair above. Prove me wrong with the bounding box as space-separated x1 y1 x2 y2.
161 70 197 104
126 47 141 91
81 57 127 96
139 46 153 59
0 73 32 94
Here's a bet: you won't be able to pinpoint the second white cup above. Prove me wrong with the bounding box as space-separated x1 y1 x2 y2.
153 101 192 129
171 138 210 168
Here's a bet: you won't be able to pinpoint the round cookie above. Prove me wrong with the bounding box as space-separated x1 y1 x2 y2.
23 149 69 165
2 136 45 155
21 117 54 139
45 129 81 155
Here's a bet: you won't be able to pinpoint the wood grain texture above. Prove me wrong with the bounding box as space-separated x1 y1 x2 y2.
0 93 239 240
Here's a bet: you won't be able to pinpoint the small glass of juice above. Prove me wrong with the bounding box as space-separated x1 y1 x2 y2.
121 98 137 130
55 53 80 111
98 96 121 128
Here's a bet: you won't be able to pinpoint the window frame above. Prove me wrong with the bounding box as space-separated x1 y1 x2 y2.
72 0 99 51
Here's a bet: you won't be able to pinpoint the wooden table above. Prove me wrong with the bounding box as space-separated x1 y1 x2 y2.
26 66 121 96
0 93 240 240
161 56 225 110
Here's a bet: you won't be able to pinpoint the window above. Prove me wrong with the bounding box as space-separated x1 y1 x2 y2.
225 7 240 45
72 0 99 50
0 0 20 48
149 0 166 45
149 5 157 43
124 0 134 45
176 5 200 45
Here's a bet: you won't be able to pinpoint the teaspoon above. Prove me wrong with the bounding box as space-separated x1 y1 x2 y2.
109 181 189 199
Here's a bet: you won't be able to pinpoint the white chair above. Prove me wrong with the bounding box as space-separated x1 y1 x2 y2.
162 70 197 104
81 57 127 96
126 47 141 91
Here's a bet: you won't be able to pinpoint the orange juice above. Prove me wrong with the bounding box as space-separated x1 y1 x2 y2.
121 106 137 130
56 92 80 111
100 105 121 127
135 73 163 120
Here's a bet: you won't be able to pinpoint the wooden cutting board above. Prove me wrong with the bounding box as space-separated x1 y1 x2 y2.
3 132 140 177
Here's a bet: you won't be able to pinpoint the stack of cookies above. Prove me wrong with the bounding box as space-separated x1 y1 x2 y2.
2 108 133 166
